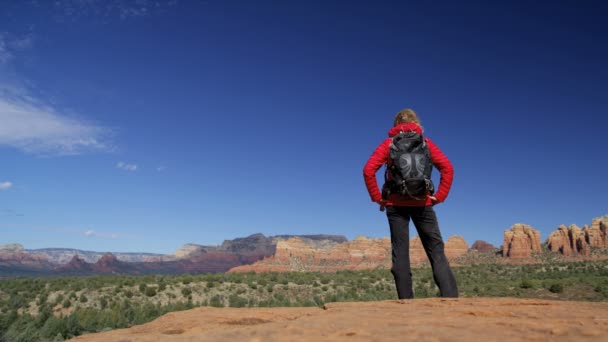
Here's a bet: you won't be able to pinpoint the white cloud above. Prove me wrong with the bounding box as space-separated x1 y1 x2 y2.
0 182 13 190
0 93 111 155
0 28 111 156
117 161 137 171
83 229 121 239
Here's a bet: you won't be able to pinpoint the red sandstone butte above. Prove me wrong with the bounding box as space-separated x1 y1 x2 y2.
470 240 496 253
502 224 541 258
546 224 591 256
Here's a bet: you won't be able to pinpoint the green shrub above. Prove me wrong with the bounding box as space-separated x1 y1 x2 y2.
209 295 223 307
158 282 166 292
145 287 157 297
228 295 248 308
549 283 564 293
520 279 534 289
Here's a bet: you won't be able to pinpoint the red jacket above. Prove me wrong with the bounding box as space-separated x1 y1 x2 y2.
363 122 454 207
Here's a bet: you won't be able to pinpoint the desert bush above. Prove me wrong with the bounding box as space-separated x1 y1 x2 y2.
228 295 248 308
145 287 157 297
520 279 534 289
548 283 564 293
181 287 192 297
209 295 223 307
79 294 88 303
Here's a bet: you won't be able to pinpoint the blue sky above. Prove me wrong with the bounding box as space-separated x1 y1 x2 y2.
1 0 606 254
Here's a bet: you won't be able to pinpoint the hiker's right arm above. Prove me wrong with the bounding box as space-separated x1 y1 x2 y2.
363 140 390 203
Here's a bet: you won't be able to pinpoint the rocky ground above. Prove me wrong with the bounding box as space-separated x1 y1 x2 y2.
71 297 608 341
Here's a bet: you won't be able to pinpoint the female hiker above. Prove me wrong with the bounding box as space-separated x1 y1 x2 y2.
363 108 458 299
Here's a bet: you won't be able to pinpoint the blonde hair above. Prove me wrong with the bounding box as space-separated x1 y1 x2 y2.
393 108 421 128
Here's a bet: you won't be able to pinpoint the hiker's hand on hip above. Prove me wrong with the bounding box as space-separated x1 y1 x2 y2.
376 199 387 212
428 196 438 205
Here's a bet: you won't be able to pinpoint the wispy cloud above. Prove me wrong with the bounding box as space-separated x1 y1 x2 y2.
156 166 166 172
117 161 137 171
0 93 111 155
0 182 13 190
0 29 111 156
83 229 120 239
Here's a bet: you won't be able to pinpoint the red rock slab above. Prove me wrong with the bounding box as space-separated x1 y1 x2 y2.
71 297 608 342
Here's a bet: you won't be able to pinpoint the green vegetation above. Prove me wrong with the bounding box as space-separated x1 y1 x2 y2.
1 260 607 341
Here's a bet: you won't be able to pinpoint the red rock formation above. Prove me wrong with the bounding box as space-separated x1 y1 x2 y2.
582 218 607 248
0 251 54 269
547 225 574 256
470 240 496 253
502 224 541 258
570 225 590 256
59 255 93 272
231 236 391 273
94 253 122 272
546 217 608 257
229 235 468 273
444 236 469 260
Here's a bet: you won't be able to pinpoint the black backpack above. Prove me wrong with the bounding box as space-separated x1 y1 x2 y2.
382 131 435 200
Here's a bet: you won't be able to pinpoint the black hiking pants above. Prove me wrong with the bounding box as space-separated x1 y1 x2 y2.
386 205 458 299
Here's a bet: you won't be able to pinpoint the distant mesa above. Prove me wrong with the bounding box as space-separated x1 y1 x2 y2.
0 244 55 274
173 234 348 259
174 244 207 259
470 240 496 253
229 235 469 273
502 224 542 259
0 243 25 254
230 236 391 273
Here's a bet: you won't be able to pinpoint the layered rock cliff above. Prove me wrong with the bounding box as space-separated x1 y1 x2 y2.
502 224 541 258
230 236 390 273
229 235 469 273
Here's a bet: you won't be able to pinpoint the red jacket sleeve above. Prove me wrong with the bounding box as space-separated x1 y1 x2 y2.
363 139 390 202
426 138 454 203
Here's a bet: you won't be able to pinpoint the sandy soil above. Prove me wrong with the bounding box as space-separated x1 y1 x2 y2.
71 297 608 341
